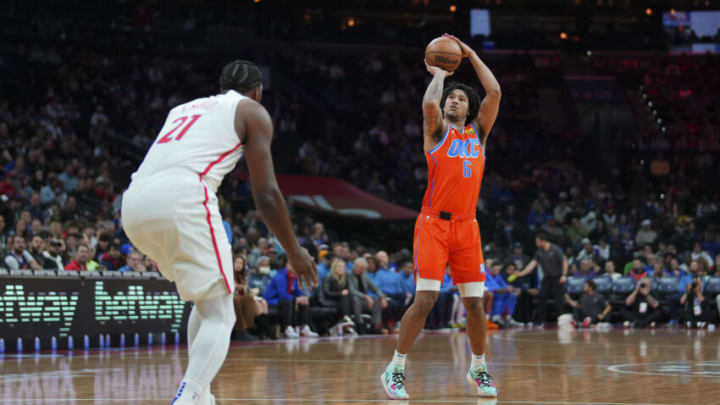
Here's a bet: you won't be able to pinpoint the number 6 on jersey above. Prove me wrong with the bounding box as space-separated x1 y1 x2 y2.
463 160 472 178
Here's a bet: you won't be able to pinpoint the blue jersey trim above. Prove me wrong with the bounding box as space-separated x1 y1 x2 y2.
429 125 451 155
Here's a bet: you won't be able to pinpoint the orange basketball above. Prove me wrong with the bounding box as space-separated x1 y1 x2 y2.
425 37 463 72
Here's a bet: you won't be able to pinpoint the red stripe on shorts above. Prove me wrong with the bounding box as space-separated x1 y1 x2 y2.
201 181 232 294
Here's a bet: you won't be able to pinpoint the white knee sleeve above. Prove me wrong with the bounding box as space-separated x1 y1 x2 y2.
458 282 485 298
182 293 235 391
416 278 441 291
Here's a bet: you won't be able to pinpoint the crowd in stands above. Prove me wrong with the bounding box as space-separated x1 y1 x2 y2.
1 7 720 341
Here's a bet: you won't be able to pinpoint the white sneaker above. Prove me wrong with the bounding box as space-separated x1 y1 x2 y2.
342 315 355 326
300 325 318 337
284 326 299 339
506 318 524 327
345 326 358 336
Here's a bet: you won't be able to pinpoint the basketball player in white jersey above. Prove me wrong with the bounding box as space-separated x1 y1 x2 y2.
122 60 317 405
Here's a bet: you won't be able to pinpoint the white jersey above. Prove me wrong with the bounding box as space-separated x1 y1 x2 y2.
132 90 246 194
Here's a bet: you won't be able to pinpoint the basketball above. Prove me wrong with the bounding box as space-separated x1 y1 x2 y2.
425 37 463 72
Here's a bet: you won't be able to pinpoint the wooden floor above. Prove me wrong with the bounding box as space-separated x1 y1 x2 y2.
1 328 719 404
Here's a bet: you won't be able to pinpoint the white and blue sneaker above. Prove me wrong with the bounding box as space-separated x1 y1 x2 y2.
380 364 410 400
467 365 498 397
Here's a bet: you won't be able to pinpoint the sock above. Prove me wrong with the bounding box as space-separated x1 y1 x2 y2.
389 350 407 370
470 353 486 371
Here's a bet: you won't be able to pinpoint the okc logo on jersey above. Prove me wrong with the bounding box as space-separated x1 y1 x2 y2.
447 138 481 159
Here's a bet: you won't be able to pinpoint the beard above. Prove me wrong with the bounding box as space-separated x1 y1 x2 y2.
445 111 464 123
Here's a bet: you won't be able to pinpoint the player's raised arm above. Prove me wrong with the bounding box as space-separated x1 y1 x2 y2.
238 100 318 289
444 34 501 146
422 60 452 153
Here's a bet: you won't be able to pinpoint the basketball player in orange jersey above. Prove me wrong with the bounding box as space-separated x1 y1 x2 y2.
381 34 501 399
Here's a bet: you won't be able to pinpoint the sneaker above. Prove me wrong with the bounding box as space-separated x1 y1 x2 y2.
300 325 318 337
506 318 524 328
284 326 300 339
491 315 506 327
649 322 656 329
342 315 355 326
486 320 499 330
466 365 497 397
380 364 409 400
345 326 358 336
582 317 592 328
623 321 631 329
231 330 258 341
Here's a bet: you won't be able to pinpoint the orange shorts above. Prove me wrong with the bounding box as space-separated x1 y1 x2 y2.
412 208 486 284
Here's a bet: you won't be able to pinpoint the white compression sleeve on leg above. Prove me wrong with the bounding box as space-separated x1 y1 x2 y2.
178 293 235 399
187 304 201 348
458 282 485 298
416 278 441 291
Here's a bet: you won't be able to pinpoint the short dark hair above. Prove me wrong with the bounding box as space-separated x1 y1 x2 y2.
536 232 550 242
440 81 481 126
219 60 262 94
586 280 596 291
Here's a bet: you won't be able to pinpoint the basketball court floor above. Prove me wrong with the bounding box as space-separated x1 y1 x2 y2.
1 328 718 404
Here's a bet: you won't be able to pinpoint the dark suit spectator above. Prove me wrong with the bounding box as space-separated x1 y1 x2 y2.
348 257 387 334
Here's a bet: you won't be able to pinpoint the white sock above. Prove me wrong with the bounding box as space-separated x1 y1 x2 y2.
389 350 407 370
470 353 486 370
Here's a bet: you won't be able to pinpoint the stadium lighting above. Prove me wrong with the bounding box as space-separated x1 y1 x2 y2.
450 5 457 12
560 32 568 40
348 17 355 27
646 8 652 16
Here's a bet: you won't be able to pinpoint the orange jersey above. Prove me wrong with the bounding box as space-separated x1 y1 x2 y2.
421 123 485 215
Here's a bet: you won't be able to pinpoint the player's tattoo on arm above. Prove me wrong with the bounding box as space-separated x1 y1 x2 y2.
422 73 445 138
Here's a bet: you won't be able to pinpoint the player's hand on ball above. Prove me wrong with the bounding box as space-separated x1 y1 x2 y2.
425 59 453 78
442 33 473 58
288 247 318 290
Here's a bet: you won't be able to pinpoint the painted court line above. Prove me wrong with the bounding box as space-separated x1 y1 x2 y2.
0 399 691 405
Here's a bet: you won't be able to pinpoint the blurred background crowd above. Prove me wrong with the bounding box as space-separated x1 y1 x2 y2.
0 0 719 338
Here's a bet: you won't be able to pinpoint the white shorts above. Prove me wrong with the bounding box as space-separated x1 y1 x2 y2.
121 173 234 302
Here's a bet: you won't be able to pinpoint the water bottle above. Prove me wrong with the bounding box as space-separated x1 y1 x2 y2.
68 336 74 350
99 335 104 347
174 332 180 345
120 334 126 347
16 337 23 352
0 338 5 353
34 337 41 352
83 335 90 349
160 332 166 345
106 334 112 347
147 332 153 346
134 333 140 347
51 336 57 351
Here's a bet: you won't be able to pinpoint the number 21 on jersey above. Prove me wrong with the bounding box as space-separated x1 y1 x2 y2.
157 114 202 144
